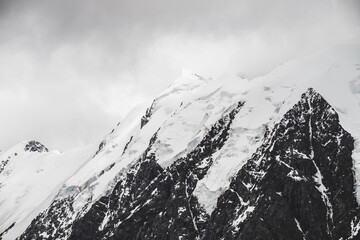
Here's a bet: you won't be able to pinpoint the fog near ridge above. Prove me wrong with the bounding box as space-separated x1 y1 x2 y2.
0 0 359 151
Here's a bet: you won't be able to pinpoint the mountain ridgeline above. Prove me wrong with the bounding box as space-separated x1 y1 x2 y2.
1 45 360 240
17 89 360 240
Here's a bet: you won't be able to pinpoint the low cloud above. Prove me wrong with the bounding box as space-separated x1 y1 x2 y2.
0 0 359 150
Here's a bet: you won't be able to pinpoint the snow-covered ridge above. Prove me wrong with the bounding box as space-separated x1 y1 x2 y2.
0 68 249 239
194 44 360 212
0 44 359 240
0 140 49 174
0 142 95 240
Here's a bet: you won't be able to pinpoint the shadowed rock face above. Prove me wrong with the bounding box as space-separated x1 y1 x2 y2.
19 102 244 240
18 89 360 240
24 141 48 153
1 140 48 174
205 88 359 240
141 99 156 129
68 102 244 240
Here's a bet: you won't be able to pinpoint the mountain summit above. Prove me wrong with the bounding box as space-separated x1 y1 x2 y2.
1 44 360 240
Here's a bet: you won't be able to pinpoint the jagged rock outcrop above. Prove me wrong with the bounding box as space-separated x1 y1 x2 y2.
24 141 48 153
141 100 156 129
2 44 360 240
19 102 244 240
0 141 48 174
18 89 360 240
205 88 359 240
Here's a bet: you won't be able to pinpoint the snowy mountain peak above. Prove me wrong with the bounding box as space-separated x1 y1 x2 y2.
169 69 209 88
24 140 48 153
0 140 48 174
180 69 203 80
2 140 48 155
2 44 360 240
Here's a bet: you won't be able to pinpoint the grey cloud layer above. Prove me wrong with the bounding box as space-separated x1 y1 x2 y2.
0 0 358 150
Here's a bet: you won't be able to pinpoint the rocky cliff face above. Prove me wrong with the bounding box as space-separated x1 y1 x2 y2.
205 89 359 240
0 140 48 174
2 45 360 240
19 102 244 240
24 141 48 153
18 89 360 240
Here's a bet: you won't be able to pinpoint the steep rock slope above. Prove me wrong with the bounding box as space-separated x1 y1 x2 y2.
18 101 245 240
205 89 359 240
0 141 95 240
5 71 247 240
0 44 359 240
19 88 360 240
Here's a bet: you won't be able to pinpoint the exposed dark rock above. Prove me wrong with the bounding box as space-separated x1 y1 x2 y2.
122 136 133 155
205 88 359 240
18 129 161 240
67 102 243 240
141 100 156 129
0 158 10 174
18 197 75 240
0 222 15 240
93 140 106 157
19 102 243 240
1 141 49 174
17 88 360 240
24 141 48 153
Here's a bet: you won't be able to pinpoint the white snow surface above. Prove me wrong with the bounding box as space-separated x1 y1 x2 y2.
0 44 359 239
194 44 360 213
0 142 95 240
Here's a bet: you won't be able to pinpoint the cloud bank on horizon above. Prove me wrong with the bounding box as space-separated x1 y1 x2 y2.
0 0 359 151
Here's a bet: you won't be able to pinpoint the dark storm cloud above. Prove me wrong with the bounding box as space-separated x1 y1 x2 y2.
0 0 359 151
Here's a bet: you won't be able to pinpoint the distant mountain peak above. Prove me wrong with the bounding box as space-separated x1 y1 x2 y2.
24 140 48 153
2 44 360 240
180 69 203 80
169 69 209 87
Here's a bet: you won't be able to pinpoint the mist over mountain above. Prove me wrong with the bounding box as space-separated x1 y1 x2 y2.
1 44 360 239
0 0 359 151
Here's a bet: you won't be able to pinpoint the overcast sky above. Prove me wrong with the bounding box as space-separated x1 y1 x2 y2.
0 0 359 151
